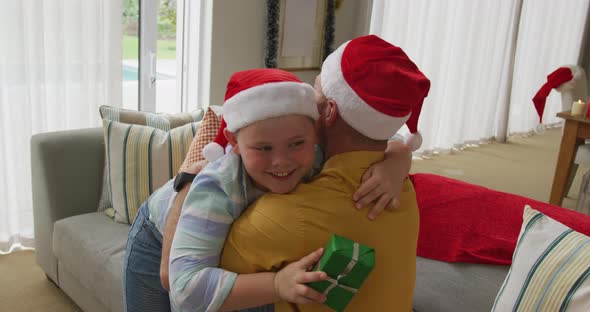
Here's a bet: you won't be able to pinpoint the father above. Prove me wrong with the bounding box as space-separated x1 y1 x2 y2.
219 35 430 311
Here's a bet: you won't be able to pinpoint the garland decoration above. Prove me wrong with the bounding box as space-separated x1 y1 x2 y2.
322 0 336 62
265 0 280 68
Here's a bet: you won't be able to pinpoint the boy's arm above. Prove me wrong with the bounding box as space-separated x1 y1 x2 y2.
219 248 327 311
353 140 412 220
168 159 241 311
160 161 208 291
159 183 190 291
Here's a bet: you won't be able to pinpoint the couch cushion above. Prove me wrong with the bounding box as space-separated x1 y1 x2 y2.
97 106 207 212
179 107 221 172
413 256 509 312
53 212 129 309
491 206 590 311
104 120 201 224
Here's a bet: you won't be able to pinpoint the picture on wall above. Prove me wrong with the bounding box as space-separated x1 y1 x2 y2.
265 0 335 70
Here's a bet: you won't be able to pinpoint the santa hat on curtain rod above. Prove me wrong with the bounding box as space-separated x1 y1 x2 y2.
532 65 583 123
319 35 431 151
202 68 318 162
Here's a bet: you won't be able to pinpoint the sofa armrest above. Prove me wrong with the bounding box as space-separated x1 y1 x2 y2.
31 127 105 282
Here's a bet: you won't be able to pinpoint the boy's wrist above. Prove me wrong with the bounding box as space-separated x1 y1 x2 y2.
272 272 281 302
173 172 196 192
272 272 284 302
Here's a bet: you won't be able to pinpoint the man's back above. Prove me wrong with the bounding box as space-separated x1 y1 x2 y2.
220 151 419 311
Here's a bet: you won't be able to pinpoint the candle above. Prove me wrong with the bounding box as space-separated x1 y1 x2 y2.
572 100 586 116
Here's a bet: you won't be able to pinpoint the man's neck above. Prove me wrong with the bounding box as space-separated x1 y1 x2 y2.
324 138 387 159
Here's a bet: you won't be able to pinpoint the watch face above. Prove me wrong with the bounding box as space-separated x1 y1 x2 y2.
173 172 196 192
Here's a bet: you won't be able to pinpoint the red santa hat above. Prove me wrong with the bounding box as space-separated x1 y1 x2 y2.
202 68 318 162
320 35 431 151
532 66 583 123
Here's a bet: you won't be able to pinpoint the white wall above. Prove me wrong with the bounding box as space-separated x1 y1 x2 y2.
582 7 590 97
208 0 372 105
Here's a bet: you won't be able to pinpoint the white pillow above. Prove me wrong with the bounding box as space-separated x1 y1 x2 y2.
492 205 590 311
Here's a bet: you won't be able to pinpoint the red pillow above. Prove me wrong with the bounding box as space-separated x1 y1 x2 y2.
410 173 590 265
179 108 220 172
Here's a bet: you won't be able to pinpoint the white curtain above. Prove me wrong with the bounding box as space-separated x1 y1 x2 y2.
508 0 589 134
371 0 589 154
0 0 121 253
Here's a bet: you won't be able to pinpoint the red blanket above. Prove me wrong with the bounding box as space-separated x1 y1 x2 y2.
410 173 590 266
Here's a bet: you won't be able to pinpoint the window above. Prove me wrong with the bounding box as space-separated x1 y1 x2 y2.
122 0 196 113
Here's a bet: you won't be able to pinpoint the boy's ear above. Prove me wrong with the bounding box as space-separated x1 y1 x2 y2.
223 128 240 154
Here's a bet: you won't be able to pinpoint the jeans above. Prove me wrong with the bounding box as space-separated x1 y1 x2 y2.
123 203 170 312
122 203 274 312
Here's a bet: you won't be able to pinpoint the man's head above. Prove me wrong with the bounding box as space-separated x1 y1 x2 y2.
203 68 319 193
316 35 430 151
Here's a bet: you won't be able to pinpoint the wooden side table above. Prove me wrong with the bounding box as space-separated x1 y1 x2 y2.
549 111 590 206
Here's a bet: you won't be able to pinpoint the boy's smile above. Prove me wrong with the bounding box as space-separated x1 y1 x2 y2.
226 114 317 194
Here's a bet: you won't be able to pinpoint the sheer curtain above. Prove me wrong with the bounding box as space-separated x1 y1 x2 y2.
508 0 589 133
0 0 122 253
371 0 589 154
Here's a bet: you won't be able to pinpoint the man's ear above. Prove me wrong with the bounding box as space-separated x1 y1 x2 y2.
223 128 240 155
324 99 339 127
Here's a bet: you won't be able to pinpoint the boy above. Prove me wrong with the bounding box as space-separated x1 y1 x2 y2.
168 68 326 312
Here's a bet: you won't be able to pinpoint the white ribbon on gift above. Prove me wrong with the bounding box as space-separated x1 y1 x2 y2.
321 242 360 295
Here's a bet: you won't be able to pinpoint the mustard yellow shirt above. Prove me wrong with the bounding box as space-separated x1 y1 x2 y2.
220 151 419 312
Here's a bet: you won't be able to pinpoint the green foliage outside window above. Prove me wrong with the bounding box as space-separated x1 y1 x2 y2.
122 0 177 59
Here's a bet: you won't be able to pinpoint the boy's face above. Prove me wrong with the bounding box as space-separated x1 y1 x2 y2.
229 115 317 194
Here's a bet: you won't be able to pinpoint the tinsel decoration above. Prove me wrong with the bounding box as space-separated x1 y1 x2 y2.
265 0 280 68
322 0 336 62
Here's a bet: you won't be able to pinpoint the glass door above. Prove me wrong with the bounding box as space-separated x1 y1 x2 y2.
122 0 140 110
121 0 182 113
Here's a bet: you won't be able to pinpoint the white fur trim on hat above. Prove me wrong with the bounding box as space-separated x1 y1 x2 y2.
222 82 319 132
556 65 584 93
320 41 409 140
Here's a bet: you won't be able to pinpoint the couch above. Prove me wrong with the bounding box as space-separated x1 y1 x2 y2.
32 127 511 312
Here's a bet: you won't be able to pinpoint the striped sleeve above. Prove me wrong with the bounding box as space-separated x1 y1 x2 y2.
168 153 246 312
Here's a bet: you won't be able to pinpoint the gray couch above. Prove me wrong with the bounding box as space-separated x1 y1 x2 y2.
31 127 510 312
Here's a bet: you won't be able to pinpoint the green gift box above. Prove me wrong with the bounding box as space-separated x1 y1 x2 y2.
308 234 375 312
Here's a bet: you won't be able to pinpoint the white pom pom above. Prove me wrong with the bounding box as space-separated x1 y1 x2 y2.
556 80 576 92
534 124 545 134
405 132 423 152
557 66 581 92
202 142 225 162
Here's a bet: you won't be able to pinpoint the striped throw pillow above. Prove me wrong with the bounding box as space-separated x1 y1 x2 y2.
103 119 199 224
97 106 210 212
492 205 590 311
99 105 205 130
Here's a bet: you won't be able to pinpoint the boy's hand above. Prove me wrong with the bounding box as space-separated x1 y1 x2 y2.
273 248 328 304
353 140 411 220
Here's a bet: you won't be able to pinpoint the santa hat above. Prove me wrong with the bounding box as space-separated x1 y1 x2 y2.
320 35 430 151
532 66 583 123
202 68 318 162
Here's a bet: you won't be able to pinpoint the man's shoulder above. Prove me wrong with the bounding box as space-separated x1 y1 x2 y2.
254 181 329 209
248 192 300 218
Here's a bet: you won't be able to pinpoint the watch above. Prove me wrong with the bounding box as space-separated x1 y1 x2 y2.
173 172 197 192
